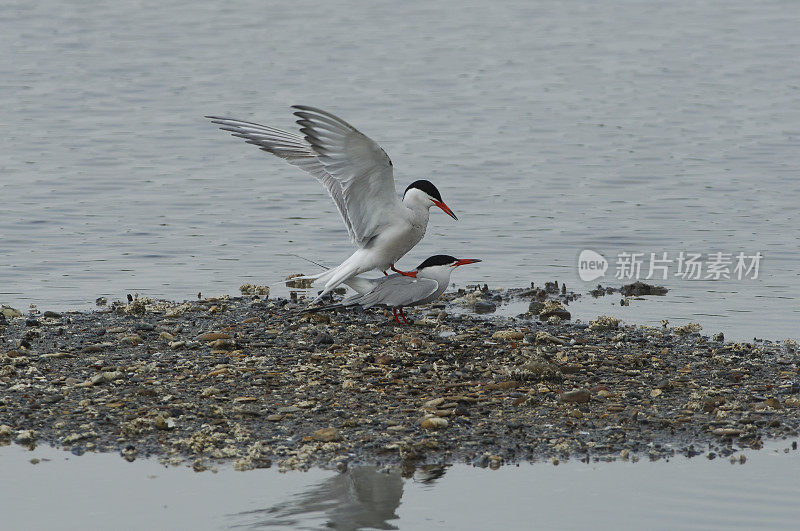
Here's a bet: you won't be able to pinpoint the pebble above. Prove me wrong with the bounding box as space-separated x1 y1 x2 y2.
589 316 619 331
424 397 446 408
472 454 490 467
200 387 220 398
197 332 231 341
560 389 591 404
492 330 524 341
420 417 448 430
1 306 22 318
473 301 496 314
312 427 341 442
154 415 176 430
538 301 571 321
315 332 334 345
15 430 37 444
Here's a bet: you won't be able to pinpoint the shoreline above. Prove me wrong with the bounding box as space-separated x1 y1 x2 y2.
1 287 799 472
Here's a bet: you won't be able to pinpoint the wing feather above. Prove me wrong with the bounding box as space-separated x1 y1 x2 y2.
207 106 401 247
206 115 356 242
291 106 400 245
344 275 439 309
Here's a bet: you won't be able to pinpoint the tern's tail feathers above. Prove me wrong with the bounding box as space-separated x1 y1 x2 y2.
342 276 373 295
307 262 363 303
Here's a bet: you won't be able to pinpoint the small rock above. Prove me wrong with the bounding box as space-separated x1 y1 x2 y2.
200 387 219 398
312 427 341 442
424 397 446 408
62 431 98 444
315 332 334 345
1 306 22 319
539 301 571 320
43 311 62 319
285 274 314 288
211 338 235 351
472 454 490 467
420 417 448 430
239 284 270 297
473 301 496 314
492 330 524 341
620 281 668 296
589 316 619 331
535 331 565 344
121 446 137 462
560 389 591 404
81 342 113 354
673 322 702 335
154 415 176 430
83 371 122 386
197 332 231 341
119 335 142 346
528 301 545 314
15 429 37 444
712 428 742 437
135 322 155 331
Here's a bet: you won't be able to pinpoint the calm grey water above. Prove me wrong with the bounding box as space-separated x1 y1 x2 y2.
1 0 799 340
2 442 800 530
2 1 800 526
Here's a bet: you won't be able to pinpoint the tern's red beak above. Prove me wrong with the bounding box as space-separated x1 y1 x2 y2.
432 200 458 220
453 258 481 267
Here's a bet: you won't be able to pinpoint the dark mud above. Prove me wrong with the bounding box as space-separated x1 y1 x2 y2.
1 287 798 472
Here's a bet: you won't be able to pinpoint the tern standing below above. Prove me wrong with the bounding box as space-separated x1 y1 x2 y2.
207 106 458 302
312 255 481 324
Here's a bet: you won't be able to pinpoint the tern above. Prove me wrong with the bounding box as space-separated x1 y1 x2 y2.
206 106 458 302
311 255 481 324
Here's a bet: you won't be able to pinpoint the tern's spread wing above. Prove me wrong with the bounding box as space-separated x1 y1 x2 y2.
348 275 439 309
207 106 400 247
292 106 399 247
205 115 358 243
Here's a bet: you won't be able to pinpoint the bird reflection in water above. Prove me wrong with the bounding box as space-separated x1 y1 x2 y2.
229 464 450 529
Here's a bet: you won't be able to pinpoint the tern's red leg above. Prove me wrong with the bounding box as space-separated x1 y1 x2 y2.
391 265 416 277
383 270 388 276
392 308 402 324
399 308 410 325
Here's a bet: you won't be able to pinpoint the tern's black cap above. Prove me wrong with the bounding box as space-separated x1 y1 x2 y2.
416 255 458 270
404 180 443 202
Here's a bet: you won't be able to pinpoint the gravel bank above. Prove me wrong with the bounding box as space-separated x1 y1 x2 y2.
1 287 798 472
